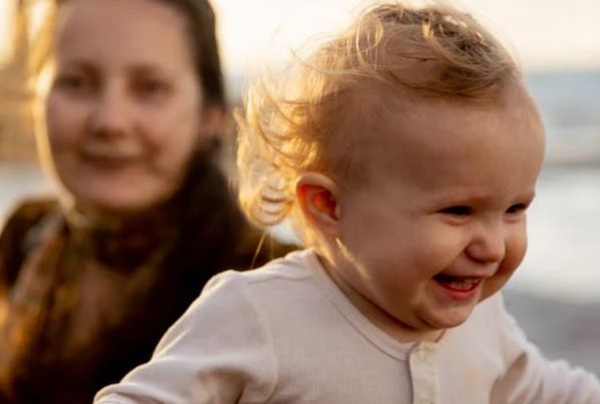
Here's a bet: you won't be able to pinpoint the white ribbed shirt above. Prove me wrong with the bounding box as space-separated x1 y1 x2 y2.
95 249 600 404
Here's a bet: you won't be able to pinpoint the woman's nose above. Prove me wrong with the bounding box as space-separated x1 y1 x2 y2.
89 87 130 137
465 223 506 264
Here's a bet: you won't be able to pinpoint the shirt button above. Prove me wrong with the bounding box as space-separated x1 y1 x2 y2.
415 348 428 362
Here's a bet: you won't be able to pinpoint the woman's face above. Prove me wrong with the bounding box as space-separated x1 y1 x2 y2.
41 0 218 214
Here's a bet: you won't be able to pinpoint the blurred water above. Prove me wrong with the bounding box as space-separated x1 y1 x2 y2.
0 162 55 215
526 71 600 165
1 162 599 304
512 166 600 304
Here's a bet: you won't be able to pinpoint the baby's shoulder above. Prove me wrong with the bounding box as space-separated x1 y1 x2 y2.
216 247 312 280
201 249 316 302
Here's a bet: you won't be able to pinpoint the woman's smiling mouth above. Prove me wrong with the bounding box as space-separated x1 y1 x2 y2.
81 151 140 168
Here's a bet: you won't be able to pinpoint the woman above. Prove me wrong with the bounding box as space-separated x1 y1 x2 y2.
0 0 291 402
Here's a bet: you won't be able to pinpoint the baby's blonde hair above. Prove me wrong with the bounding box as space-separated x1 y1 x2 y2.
236 1 521 245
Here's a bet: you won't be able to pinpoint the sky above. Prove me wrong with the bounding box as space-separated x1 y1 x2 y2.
1 0 599 75
211 0 600 76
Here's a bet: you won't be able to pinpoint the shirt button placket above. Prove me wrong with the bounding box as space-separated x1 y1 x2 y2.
409 343 438 404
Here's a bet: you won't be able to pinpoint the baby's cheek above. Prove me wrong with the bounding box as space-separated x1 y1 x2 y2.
425 229 468 268
480 238 527 300
505 229 528 272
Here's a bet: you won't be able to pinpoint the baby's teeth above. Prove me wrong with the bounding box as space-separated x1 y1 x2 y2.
447 279 478 291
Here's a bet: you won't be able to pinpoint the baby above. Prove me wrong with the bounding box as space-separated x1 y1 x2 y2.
96 2 600 403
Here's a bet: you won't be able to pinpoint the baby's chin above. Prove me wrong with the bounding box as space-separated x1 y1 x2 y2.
419 303 479 332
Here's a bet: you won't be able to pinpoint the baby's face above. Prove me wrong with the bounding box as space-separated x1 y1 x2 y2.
333 90 545 339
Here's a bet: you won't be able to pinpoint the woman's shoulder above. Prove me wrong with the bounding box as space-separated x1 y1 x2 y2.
2 197 59 228
0 197 60 284
1 197 60 244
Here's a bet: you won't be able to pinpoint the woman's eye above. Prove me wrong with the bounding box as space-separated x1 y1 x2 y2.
506 203 528 215
55 74 89 92
438 206 472 216
133 79 169 98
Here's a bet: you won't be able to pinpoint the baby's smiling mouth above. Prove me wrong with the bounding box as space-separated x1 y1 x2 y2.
433 274 482 292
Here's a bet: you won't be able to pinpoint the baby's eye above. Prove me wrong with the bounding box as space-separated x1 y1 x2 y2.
506 203 528 215
438 205 472 216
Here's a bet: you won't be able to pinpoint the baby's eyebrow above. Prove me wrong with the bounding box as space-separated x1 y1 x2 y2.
426 187 494 203
426 188 536 206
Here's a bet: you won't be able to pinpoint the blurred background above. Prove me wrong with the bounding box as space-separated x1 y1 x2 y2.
1 0 599 372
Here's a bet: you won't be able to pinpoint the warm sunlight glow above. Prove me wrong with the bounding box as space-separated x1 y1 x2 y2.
212 0 600 78
1 0 599 73
0 1 14 64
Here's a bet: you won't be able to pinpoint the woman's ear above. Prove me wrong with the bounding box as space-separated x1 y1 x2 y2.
196 106 225 153
296 172 341 238
199 105 225 138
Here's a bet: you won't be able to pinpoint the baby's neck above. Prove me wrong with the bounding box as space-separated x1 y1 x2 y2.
317 252 444 343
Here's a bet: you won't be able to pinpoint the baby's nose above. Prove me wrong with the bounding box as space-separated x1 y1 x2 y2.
465 225 506 264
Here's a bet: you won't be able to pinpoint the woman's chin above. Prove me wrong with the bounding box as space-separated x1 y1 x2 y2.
72 190 170 217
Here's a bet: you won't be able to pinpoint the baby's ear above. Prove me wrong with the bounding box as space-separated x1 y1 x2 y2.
296 172 340 238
